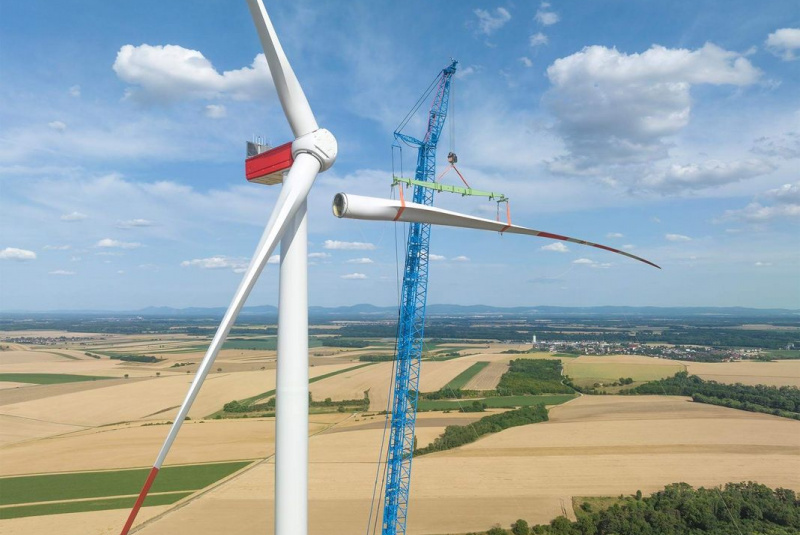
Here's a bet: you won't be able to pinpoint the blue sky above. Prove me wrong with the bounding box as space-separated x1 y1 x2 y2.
1 1 798 311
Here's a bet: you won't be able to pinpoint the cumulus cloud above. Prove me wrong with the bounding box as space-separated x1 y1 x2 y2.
43 244 71 250
766 28 800 61
61 211 87 222
96 238 141 249
606 232 624 238
452 255 470 262
530 33 548 47
341 272 367 280
113 44 272 103
541 242 569 252
117 218 154 228
49 270 75 276
429 254 446 261
308 252 331 259
640 159 775 193
665 233 692 242
0 247 36 261
535 2 559 26
347 257 374 264
69 85 81 97
721 181 800 222
474 7 511 36
267 255 280 265
573 258 611 268
48 121 67 132
754 261 772 267
545 43 760 172
204 104 227 119
323 240 376 250
519 57 533 68
181 256 249 273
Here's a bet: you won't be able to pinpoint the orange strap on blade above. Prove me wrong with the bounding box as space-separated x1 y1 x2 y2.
393 185 406 221
500 201 512 233
435 166 452 182
451 165 471 188
120 466 160 535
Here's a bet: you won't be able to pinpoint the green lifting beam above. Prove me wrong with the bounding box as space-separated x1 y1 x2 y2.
393 176 508 203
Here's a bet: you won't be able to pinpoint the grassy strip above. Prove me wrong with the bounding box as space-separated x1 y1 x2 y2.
0 491 192 520
415 404 549 455
0 461 250 506
442 362 490 391
211 362 377 417
417 394 576 411
0 373 112 385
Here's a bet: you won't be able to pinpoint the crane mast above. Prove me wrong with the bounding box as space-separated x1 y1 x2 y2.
381 60 457 535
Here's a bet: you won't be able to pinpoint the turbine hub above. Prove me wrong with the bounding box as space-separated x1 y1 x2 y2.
292 128 337 172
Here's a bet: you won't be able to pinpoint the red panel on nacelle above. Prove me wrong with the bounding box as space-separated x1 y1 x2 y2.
246 141 294 185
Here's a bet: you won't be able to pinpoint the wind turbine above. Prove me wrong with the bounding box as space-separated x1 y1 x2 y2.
119 2 335 534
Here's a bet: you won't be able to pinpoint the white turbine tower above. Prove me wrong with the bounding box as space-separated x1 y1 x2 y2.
119 2 335 534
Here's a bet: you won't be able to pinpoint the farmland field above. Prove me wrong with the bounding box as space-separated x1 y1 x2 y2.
417 394 577 411
563 355 685 388
0 373 113 385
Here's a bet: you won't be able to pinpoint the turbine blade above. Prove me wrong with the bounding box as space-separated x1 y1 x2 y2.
246 0 318 138
119 153 321 535
332 193 661 269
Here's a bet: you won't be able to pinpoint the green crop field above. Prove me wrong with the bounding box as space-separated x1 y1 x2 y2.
0 460 251 519
0 373 112 385
417 394 576 411
442 362 490 390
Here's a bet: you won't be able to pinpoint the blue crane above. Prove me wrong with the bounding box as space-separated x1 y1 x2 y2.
381 60 457 535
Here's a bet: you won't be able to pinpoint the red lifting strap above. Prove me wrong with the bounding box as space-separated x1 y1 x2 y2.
500 201 512 233
393 185 406 221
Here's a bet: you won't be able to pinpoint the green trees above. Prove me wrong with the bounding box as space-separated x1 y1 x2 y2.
498 360 574 395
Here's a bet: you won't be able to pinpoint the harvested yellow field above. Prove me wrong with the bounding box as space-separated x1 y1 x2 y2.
0 382 28 390
94 395 799 535
0 414 85 447
0 363 356 430
686 360 800 387
462 361 509 390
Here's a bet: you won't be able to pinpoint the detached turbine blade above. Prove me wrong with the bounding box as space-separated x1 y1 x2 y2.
246 0 318 138
333 193 661 269
119 154 321 535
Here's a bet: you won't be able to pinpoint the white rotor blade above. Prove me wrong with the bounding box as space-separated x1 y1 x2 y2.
119 153 321 535
247 0 318 138
333 192 661 269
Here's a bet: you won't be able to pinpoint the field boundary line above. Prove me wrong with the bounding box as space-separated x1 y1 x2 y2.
0 490 190 509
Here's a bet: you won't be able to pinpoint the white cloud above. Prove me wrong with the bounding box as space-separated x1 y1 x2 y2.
519 57 533 68
452 255 470 262
117 218 154 228
181 256 249 273
117 270 125 274
49 270 75 276
754 261 772 267
96 238 141 249
622 244 635 250
535 3 559 26
347 257 374 264
323 240 376 250
429 254 446 261
69 85 81 97
751 132 800 159
541 242 569 253
113 44 272 103
61 211 87 222
545 43 760 171
0 247 36 261
606 232 624 238
204 104 227 119
721 181 800 222
665 233 692 242
573 258 611 268
308 252 331 259
267 255 280 264
341 272 367 280
474 7 511 36
640 159 775 193
48 121 67 132
43 244 71 250
766 28 800 61
530 33 548 47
